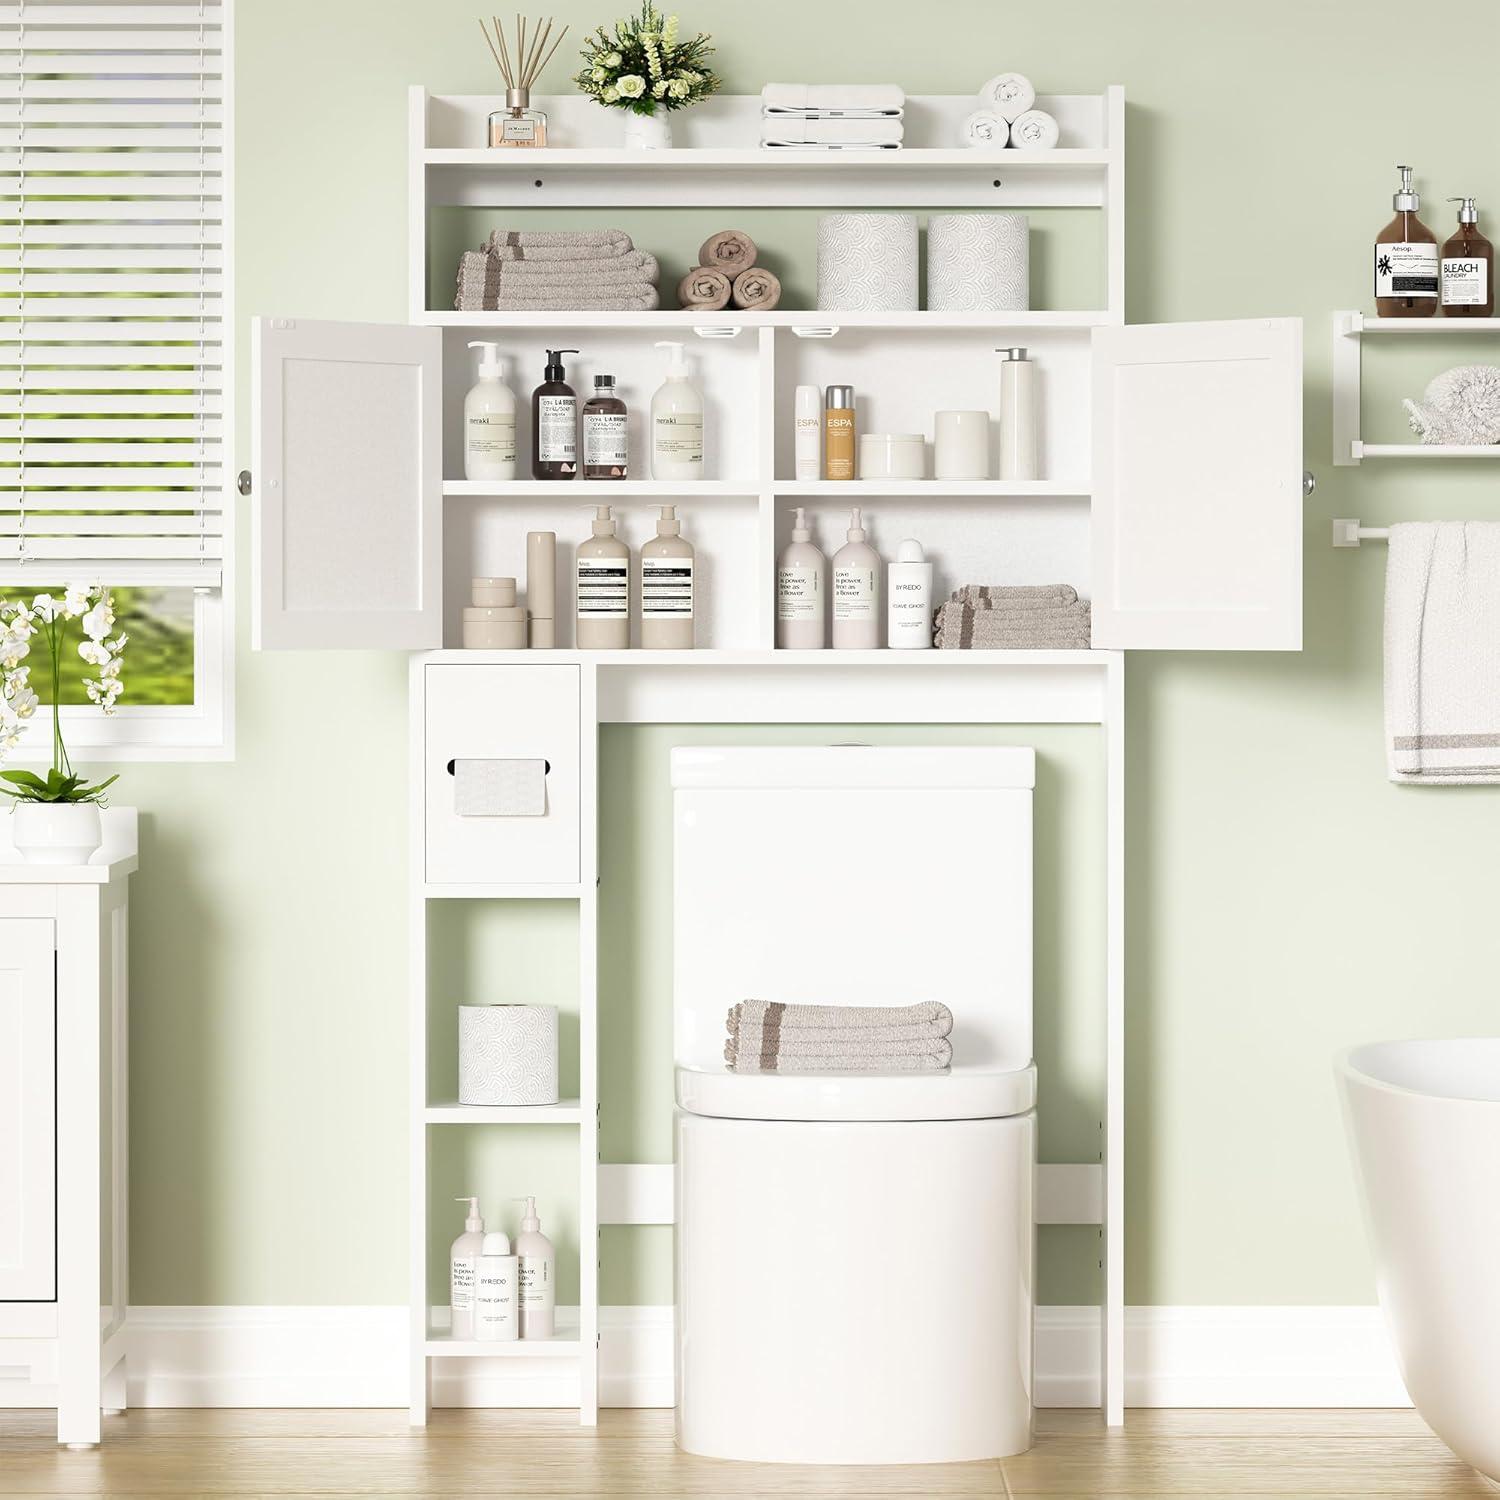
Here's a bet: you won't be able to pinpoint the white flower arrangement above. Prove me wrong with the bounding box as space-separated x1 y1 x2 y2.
573 3 720 116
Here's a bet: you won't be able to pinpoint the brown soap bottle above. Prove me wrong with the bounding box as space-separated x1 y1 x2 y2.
531 348 579 480
582 374 628 479
1375 165 1438 318
1441 197 1494 318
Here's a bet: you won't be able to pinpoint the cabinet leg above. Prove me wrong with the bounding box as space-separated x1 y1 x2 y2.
57 1347 102 1447
102 1355 127 1415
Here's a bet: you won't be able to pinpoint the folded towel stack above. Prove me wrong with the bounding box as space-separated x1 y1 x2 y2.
760 83 905 150
725 999 954 1074
677 229 782 311
454 229 661 311
935 584 1092 649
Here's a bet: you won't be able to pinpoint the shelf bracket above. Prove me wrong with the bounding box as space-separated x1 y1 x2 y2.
1332 517 1390 547
692 325 743 340
792 325 840 339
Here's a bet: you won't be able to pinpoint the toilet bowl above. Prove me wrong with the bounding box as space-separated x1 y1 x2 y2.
671 746 1036 1465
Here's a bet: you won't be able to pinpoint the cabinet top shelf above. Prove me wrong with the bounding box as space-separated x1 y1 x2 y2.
421 309 1113 332
423 146 1113 169
1340 312 1500 333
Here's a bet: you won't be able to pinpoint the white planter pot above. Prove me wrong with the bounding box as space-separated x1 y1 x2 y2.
623 111 672 149
10 801 103 865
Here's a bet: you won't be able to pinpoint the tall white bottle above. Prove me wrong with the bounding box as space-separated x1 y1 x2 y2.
449 1197 485 1340
513 1196 556 1338
650 341 704 480
776 508 827 650
832 507 881 649
887 538 933 649
473 1229 519 1343
464 341 517 480
997 346 1037 480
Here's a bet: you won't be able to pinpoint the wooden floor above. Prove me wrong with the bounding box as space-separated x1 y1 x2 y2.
1 1407 1496 1498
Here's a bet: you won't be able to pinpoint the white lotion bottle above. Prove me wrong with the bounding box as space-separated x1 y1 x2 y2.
576 505 630 650
650 341 704 480
776 507 827 650
450 1197 485 1340
793 384 822 480
464 342 517 480
887 538 933 649
640 504 694 649
514 1196 555 1338
997 346 1037 480
832 506 881 649
473 1230 519 1343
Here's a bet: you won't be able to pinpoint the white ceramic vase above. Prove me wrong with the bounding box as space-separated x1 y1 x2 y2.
623 110 672 149
11 801 103 865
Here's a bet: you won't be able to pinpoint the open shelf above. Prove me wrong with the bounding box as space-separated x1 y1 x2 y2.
425 1305 582 1357
423 309 1113 332
424 1099 582 1125
1355 444 1500 458
422 881 586 900
424 146 1113 170
443 479 758 498
421 647 1108 667
776 479 1088 498
1348 314 1500 333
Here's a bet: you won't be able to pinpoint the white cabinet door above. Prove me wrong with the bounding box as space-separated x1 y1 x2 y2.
252 318 443 650
1090 318 1303 651
0 918 55 1301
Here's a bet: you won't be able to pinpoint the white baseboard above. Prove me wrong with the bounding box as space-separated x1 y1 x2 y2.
0 1304 1410 1411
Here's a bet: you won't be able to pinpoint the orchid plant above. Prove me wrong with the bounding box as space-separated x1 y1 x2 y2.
573 3 719 116
0 585 126 805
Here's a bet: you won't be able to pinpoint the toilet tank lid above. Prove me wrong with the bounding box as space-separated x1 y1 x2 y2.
670 746 1035 791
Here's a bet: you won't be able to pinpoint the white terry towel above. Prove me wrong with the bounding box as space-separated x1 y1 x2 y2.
761 82 905 117
760 118 905 149
1384 521 1500 783
453 758 546 816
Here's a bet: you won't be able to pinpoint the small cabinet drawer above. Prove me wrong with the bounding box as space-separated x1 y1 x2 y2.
424 664 580 886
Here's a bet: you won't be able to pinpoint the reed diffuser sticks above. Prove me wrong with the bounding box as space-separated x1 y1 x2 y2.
479 14 569 94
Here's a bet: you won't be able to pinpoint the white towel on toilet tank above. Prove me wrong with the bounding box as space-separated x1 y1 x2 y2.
1385 521 1500 783
453 758 547 816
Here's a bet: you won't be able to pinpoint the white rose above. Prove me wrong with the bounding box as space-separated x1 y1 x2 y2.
617 74 645 99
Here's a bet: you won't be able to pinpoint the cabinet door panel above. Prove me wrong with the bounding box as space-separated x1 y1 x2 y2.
252 318 442 650
1091 318 1303 651
0 918 55 1301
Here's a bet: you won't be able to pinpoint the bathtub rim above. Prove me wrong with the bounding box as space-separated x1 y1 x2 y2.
1335 1037 1500 1107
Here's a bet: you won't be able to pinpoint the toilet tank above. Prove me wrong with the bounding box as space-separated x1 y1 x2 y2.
671 746 1033 1073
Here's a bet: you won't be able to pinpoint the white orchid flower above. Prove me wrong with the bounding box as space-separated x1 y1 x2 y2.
81 600 115 642
62 584 91 618
30 594 56 622
8 686 38 719
78 639 111 667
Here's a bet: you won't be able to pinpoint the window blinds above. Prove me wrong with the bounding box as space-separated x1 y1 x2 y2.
0 0 226 587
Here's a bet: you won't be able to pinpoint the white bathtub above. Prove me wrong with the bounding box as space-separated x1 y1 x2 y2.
1338 1039 1500 1483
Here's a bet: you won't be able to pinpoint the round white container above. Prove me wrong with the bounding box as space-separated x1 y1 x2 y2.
462 606 527 649
926 213 1028 312
817 213 918 312
458 1004 559 1106
472 577 517 607
858 432 926 480
933 410 990 479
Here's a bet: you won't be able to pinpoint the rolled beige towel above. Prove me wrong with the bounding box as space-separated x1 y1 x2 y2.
731 266 781 311
677 265 732 311
699 228 757 278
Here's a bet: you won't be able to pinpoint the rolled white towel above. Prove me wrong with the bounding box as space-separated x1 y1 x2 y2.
1009 108 1059 149
962 109 1008 147
979 71 1035 123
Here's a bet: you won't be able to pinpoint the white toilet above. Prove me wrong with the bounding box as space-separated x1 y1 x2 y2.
672 745 1036 1465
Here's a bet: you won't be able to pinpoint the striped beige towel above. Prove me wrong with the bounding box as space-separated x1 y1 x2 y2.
935 599 1091 650
729 1000 953 1033
484 228 638 261
952 583 1080 610
724 1000 954 1074
455 253 660 311
726 1038 953 1073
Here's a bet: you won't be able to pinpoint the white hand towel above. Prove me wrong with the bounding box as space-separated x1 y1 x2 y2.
761 82 905 116
453 758 547 816
1009 108 1060 149
962 109 1008 147
1384 521 1500 783
760 117 905 149
979 71 1035 122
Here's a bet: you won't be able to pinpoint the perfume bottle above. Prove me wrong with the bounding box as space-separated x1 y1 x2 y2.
490 87 548 148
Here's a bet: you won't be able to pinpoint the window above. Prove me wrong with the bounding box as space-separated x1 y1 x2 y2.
1 0 232 756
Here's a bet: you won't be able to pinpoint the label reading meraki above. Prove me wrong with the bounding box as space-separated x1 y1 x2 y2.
654 412 703 465
1375 241 1439 298
642 557 694 619
467 413 516 462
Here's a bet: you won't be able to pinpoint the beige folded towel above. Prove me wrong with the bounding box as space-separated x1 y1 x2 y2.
699 228 757 278
724 999 955 1074
456 252 660 311
730 1000 953 1033
678 266 732 310
935 600 1091 650
732 266 781 310
484 228 637 261
727 1038 953 1073
952 583 1079 610
481 251 658 284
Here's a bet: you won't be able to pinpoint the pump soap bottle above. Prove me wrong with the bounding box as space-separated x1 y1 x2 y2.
450 1197 485 1341
576 505 630 649
651 342 704 480
532 348 580 479
777 508 827 650
1442 197 1494 317
640 505 694 649
464 342 517 480
1375 166 1438 317
832 507 881 649
514 1197 556 1339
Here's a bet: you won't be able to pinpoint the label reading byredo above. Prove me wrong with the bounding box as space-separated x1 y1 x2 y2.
450 1257 475 1311
584 411 628 467
1442 256 1489 306
467 412 516 463
577 558 628 619
833 565 876 621
777 565 820 621
653 412 703 466
520 1257 553 1311
1375 241 1439 298
642 556 694 619
537 395 577 462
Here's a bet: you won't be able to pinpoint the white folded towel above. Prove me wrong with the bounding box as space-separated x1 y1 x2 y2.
963 109 1008 147
761 82 905 116
1385 521 1500 783
761 117 905 149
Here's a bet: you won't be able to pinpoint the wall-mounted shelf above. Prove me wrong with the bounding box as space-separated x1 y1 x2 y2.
424 1100 583 1125
421 310 1113 332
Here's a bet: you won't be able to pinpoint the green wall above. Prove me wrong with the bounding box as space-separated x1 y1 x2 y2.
117 0 1500 1308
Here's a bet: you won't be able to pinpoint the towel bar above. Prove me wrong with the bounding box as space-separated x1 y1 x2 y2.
1332 518 1390 547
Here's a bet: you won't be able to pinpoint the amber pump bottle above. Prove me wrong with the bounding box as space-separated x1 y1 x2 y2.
1375 165 1438 317
1441 197 1494 318
531 349 579 480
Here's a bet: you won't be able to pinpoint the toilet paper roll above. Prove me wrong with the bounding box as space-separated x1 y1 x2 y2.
459 1004 559 1106
979 71 1035 123
817 212 919 312
1009 109 1060 150
926 213 1029 313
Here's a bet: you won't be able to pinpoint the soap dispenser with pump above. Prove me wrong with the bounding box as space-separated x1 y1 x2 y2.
1441 197 1494 317
513 1196 556 1339
449 1197 486 1341
640 504 694 649
650 341 704 480
464 342 517 480
532 348 580 479
1375 165 1438 317
576 505 630 649
832 507 881 649
776 508 827 650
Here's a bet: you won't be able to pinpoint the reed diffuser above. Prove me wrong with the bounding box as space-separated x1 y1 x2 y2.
480 14 569 147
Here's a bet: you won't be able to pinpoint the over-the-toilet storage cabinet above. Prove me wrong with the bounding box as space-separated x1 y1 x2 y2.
248 85 1304 1427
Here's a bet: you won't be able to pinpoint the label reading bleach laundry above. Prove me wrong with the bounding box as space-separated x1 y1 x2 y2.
537 395 577 462
576 559 628 620
642 557 694 619
1375 241 1439 298
833 566 876 622
1442 256 1489 307
777 566 819 621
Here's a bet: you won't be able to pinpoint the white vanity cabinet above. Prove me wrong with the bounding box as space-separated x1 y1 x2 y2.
0 811 135 1448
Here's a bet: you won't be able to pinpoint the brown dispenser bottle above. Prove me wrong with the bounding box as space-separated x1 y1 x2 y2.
1441 197 1494 318
1375 165 1438 317
531 348 579 480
